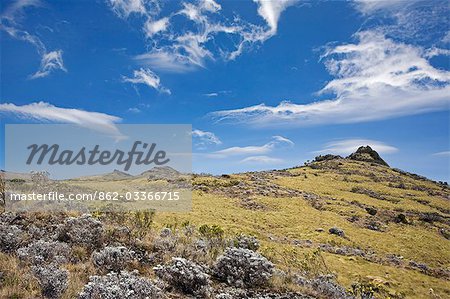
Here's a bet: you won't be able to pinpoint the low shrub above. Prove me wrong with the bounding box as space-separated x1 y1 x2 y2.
154 257 210 296
213 247 274 288
78 270 162 299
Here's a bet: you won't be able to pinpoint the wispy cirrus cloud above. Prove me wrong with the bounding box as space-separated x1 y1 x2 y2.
210 31 450 127
240 155 283 164
0 102 124 139
1 0 67 79
211 135 293 158
192 129 222 146
353 0 448 44
432 151 450 157
30 50 67 79
108 0 298 73
122 68 171 94
314 139 398 156
107 0 155 18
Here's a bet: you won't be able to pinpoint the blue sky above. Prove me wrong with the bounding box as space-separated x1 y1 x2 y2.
1 0 449 180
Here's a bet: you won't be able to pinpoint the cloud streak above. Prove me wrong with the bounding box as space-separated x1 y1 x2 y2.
123 68 171 94
192 129 222 146
314 139 398 156
240 155 283 164
211 135 293 158
211 31 450 127
30 50 67 79
1 0 67 79
0 102 124 139
108 0 297 74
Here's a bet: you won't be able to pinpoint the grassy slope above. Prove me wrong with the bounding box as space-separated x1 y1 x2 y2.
151 159 450 298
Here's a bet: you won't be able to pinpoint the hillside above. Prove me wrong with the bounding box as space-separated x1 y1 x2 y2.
1 148 449 298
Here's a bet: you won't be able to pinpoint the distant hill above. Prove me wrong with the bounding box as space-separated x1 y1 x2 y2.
139 166 180 180
71 169 132 181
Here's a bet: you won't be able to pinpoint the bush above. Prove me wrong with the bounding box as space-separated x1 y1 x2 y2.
0 224 26 253
78 270 162 299
213 247 274 288
32 263 68 299
92 246 134 272
17 240 71 265
297 274 353 299
233 234 260 251
199 224 224 239
154 257 210 296
56 214 104 249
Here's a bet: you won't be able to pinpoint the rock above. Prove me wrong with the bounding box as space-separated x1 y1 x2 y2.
395 213 408 224
313 154 343 162
329 227 345 238
365 207 378 216
347 146 389 167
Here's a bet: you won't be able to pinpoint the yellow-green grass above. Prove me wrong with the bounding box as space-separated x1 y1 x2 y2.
150 189 449 298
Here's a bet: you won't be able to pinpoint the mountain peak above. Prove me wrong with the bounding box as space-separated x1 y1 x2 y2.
347 145 389 167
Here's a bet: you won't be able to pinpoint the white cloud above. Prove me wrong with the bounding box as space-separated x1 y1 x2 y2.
212 135 293 157
1 1 67 79
0 102 124 139
1 0 42 22
127 107 141 113
432 151 450 157
144 17 169 37
353 0 448 43
353 0 416 15
108 0 297 73
30 50 67 79
240 155 283 164
123 68 171 94
191 129 222 145
443 31 450 44
254 0 298 35
314 139 398 156
107 0 152 18
272 135 294 146
425 47 450 58
204 92 218 97
135 51 200 73
211 31 450 127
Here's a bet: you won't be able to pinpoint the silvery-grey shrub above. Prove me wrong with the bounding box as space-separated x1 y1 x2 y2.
297 274 354 299
92 246 134 272
213 247 274 288
32 263 68 299
0 224 26 253
17 240 70 265
78 270 162 299
56 214 103 249
154 257 210 296
233 234 260 251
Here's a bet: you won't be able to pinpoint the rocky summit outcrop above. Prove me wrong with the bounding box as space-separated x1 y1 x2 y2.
347 145 389 167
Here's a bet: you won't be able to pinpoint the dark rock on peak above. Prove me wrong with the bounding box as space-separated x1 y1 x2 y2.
347 146 389 167
313 154 343 162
